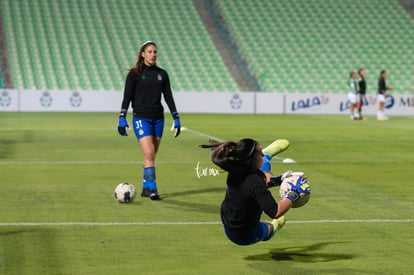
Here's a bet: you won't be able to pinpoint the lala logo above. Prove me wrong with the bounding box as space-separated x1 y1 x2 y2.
291 95 329 111
340 95 374 111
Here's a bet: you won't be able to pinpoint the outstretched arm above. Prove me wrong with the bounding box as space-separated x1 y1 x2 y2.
275 198 293 218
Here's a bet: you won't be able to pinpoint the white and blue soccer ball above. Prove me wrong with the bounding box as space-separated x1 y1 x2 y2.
114 183 136 203
279 172 311 208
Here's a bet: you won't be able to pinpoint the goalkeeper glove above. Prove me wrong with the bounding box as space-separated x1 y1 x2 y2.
268 170 293 188
284 176 311 203
117 111 129 136
171 112 181 138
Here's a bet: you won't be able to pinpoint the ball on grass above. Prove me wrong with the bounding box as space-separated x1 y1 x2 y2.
114 183 136 203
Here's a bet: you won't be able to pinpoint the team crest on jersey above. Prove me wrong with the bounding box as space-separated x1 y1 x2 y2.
139 128 144 136
141 74 146 80
157 74 162 81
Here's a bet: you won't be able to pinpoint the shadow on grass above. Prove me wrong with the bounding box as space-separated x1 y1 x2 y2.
160 198 220 214
0 130 33 159
161 187 225 199
0 227 63 274
245 242 355 263
0 229 37 236
0 139 15 158
158 187 224 214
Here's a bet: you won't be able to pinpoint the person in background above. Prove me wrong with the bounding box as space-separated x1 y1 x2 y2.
357 68 367 120
348 71 360 120
377 70 393 120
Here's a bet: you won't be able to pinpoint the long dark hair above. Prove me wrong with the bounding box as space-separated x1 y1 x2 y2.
200 138 259 174
130 41 157 74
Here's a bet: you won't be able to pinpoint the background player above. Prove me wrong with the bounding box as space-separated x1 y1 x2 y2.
117 41 181 200
377 70 393 120
357 68 367 120
348 72 360 120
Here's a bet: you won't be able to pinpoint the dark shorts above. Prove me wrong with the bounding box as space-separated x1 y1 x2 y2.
223 222 274 246
132 117 164 139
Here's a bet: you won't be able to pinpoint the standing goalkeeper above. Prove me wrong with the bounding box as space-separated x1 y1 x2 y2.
117 41 181 200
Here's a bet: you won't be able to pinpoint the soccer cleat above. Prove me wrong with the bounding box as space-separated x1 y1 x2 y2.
149 190 161 200
141 188 151 197
271 216 286 233
353 111 360 120
262 139 290 158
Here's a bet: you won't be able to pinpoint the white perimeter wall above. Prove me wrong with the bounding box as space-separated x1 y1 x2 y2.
0 89 413 115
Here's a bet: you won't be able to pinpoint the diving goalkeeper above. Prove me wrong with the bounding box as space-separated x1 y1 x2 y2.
200 139 310 246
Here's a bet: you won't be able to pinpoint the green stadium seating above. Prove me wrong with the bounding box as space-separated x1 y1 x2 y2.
1 0 239 91
1 0 413 94
216 0 414 94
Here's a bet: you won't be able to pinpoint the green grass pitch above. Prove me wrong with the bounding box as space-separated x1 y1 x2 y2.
1 112 413 274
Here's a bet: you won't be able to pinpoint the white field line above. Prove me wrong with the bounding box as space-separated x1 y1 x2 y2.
0 128 109 131
0 127 294 164
0 161 204 165
0 159 287 165
182 127 296 163
181 127 225 142
0 220 413 226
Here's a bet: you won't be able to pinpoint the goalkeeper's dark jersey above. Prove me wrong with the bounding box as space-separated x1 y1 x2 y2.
378 77 387 95
358 76 366 95
220 170 278 241
120 65 178 119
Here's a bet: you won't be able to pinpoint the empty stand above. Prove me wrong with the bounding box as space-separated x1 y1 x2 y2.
1 0 239 91
1 0 412 93
217 0 414 93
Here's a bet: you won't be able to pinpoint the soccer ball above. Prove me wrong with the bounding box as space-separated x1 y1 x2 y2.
114 183 136 203
279 172 310 208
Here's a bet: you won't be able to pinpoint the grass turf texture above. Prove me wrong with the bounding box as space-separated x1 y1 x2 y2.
0 112 413 274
